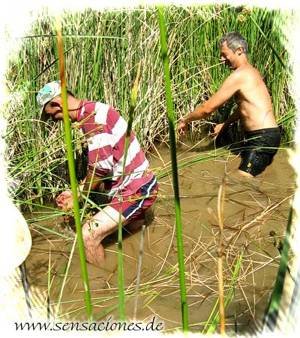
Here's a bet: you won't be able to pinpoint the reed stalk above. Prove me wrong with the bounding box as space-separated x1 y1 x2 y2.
19 263 32 319
117 216 125 322
117 61 142 321
56 234 78 316
217 179 226 335
47 250 52 320
157 6 189 332
204 252 244 334
56 17 93 321
249 14 287 71
263 204 293 329
133 223 146 320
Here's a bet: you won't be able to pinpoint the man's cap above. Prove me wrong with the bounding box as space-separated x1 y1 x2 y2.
37 81 61 120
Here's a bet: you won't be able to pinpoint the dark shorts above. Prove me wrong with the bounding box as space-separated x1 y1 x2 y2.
110 175 158 222
239 127 281 176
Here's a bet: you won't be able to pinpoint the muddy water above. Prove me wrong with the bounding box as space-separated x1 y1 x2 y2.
25 146 294 333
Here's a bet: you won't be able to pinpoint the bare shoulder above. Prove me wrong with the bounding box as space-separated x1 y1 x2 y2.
237 64 262 80
224 68 244 85
218 65 263 95
232 65 264 89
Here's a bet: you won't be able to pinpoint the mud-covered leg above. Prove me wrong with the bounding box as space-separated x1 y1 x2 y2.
82 206 125 267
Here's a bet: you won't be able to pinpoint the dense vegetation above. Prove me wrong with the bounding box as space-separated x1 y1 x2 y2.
5 5 294 204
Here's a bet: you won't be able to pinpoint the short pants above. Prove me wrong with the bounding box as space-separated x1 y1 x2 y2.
239 127 281 176
110 175 158 223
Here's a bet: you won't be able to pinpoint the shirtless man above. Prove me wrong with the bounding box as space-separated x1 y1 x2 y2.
178 32 281 177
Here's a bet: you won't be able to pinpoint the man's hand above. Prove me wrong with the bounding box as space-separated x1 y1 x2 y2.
56 190 74 211
211 123 225 138
177 118 187 135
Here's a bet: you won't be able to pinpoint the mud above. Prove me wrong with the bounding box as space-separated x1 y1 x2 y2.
25 146 294 333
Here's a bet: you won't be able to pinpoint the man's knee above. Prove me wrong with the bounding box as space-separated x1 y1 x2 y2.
237 169 254 178
82 223 105 266
82 206 125 245
82 222 99 242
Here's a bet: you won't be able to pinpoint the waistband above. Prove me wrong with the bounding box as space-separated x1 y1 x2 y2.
245 127 280 137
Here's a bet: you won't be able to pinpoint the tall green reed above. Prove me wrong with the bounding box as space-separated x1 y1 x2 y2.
263 204 293 329
157 6 189 332
216 179 225 334
116 62 142 321
56 18 93 320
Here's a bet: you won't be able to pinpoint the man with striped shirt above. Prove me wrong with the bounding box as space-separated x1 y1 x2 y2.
37 81 158 266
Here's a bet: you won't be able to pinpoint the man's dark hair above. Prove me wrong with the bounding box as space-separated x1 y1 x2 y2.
219 32 248 54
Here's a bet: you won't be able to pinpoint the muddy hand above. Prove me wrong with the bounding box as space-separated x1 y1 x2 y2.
177 118 187 136
211 122 225 138
56 190 74 211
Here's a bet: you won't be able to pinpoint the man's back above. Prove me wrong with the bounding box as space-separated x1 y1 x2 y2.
77 101 154 196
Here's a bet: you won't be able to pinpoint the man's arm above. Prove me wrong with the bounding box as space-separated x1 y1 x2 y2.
178 71 241 132
223 107 240 127
212 106 240 136
80 168 103 194
56 168 103 211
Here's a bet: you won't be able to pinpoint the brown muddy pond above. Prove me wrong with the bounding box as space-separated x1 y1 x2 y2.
25 145 295 334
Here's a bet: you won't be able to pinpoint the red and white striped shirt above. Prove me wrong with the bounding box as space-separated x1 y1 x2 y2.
76 101 154 197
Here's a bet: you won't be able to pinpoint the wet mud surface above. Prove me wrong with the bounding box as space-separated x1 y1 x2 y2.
25 147 295 333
